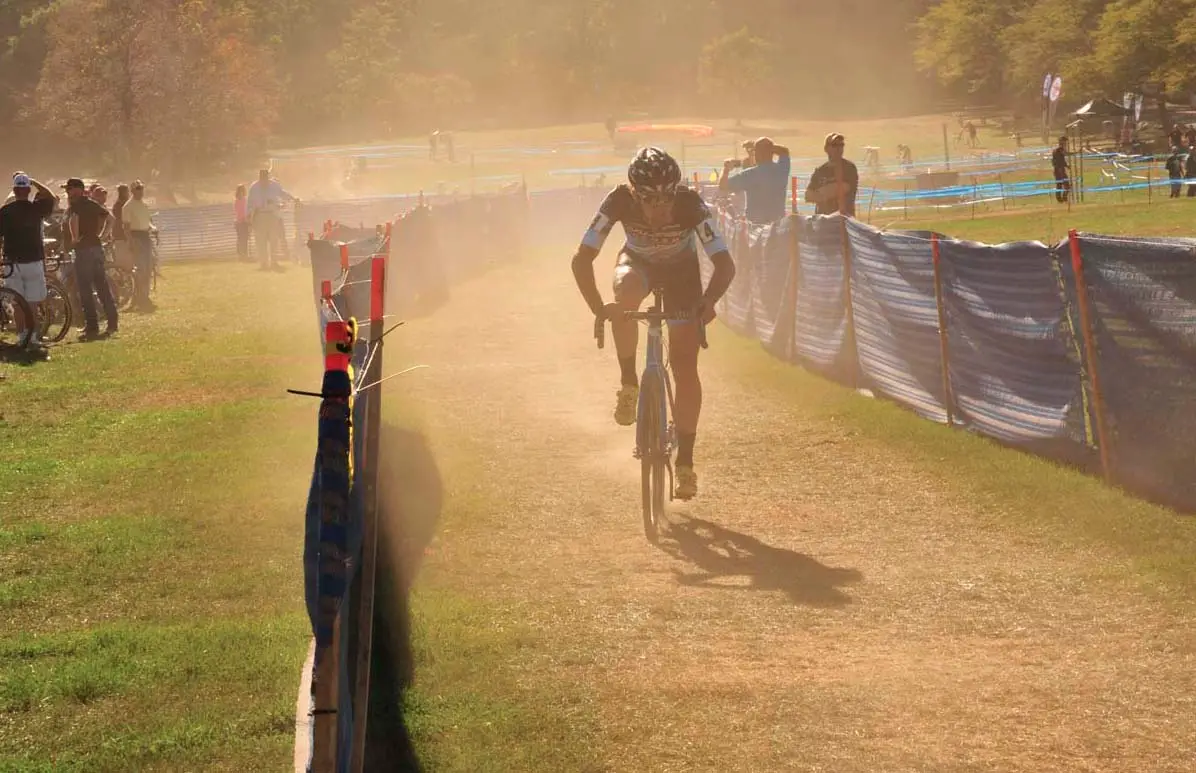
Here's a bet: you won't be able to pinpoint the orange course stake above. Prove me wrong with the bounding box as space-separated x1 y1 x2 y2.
369 256 386 327
323 320 355 374
1068 229 1113 481
321 280 332 301
790 176 798 214
339 244 349 272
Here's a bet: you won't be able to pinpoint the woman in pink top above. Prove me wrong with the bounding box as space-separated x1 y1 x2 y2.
234 184 250 260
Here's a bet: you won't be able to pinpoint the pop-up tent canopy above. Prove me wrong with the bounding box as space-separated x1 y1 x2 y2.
1071 98 1131 118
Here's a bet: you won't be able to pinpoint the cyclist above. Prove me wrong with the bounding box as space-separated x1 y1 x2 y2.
571 147 736 500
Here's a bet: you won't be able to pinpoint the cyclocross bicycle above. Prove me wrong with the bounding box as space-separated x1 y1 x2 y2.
0 262 34 348
596 285 707 543
39 255 74 343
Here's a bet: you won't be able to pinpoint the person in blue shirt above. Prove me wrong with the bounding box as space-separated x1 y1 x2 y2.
718 137 791 223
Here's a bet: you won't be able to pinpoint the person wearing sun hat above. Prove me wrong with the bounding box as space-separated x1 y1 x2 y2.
804 132 858 217
0 171 59 350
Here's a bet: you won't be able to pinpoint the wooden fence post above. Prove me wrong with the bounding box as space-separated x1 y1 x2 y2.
1068 229 1113 480
930 233 955 426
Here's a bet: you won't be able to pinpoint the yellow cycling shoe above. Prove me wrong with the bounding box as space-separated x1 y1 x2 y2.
675 465 698 501
614 384 638 426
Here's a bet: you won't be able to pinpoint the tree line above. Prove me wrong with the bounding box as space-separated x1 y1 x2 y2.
2 0 953 178
915 0 1196 107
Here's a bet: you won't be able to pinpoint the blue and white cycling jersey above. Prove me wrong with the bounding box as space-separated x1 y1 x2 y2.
580 184 728 264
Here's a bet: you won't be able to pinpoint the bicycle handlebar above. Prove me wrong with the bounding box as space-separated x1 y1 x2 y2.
594 310 708 350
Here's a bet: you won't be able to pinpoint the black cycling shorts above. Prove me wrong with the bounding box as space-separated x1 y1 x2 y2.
612 252 703 314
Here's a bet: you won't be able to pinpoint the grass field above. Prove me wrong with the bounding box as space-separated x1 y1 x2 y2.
0 263 320 771
5 114 1196 772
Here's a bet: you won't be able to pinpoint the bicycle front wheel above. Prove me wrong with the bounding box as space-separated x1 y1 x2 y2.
0 287 33 348
638 373 669 543
39 278 73 343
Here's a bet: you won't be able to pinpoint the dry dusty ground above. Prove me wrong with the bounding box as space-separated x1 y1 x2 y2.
386 249 1196 773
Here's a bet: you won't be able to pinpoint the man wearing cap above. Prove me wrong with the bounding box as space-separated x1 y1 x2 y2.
719 136 791 224
122 180 156 311
246 168 299 270
64 177 119 339
0 172 58 349
805 133 858 217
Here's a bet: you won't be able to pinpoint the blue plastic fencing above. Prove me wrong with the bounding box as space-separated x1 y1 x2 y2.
708 206 1196 510
301 189 529 773
1066 233 1196 508
301 233 381 773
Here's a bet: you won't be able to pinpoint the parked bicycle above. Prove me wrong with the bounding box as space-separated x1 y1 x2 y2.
0 262 35 348
39 255 74 343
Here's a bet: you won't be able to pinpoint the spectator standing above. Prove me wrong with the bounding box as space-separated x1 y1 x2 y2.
1051 135 1070 204
804 133 859 216
1184 149 1196 198
234 184 250 261
0 172 58 351
246 168 298 270
1166 147 1186 198
111 184 133 269
64 177 118 339
719 136 791 224
122 180 156 311
90 184 109 206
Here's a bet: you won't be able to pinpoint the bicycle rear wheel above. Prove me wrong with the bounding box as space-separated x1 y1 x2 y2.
638 373 668 543
109 266 134 310
0 287 33 348
39 278 72 343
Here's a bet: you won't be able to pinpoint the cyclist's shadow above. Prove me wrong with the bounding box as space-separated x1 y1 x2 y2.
661 515 862 608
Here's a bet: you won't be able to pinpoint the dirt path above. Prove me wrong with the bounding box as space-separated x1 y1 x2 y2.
390 251 1196 773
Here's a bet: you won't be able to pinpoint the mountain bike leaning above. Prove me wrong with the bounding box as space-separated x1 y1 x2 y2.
571 147 736 538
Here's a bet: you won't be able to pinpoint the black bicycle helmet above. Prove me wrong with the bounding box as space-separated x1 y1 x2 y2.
628 147 681 197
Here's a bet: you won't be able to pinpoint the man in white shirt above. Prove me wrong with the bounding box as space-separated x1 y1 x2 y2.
246 168 299 270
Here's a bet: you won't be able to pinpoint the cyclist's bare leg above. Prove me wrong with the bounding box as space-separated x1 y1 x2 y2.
667 321 702 437
611 263 647 379
609 263 647 425
669 321 701 497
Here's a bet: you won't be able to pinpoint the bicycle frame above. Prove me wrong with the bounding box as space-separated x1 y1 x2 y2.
593 286 707 455
635 289 675 469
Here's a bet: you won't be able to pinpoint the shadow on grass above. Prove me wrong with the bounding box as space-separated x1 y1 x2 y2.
0 342 49 366
660 515 862 608
363 425 443 772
